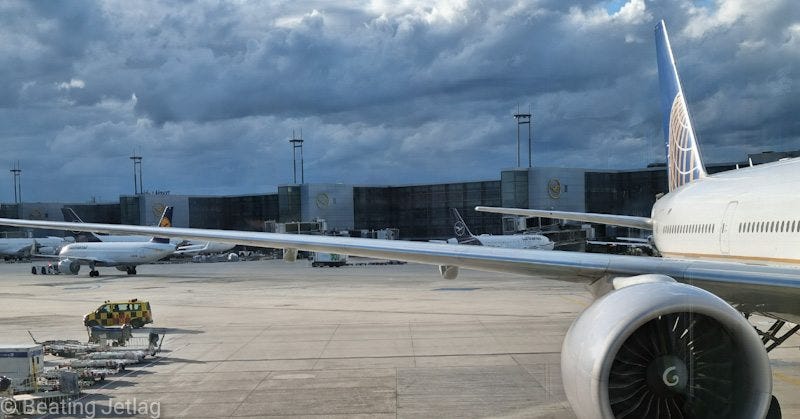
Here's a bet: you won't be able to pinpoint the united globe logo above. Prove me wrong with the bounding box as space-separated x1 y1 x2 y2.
668 92 705 191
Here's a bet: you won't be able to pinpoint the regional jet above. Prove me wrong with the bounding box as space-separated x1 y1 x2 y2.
447 208 553 250
0 21 796 418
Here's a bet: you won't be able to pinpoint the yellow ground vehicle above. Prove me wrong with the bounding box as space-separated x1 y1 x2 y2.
83 299 153 328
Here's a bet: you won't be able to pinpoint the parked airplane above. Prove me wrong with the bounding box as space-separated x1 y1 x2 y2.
447 208 553 250
63 207 235 255
37 207 177 277
0 236 72 259
0 21 794 418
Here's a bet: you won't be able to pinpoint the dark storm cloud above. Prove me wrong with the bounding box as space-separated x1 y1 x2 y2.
0 0 798 202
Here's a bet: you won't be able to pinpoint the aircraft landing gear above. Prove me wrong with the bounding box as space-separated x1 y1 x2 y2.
743 313 794 419
125 267 137 275
89 270 100 277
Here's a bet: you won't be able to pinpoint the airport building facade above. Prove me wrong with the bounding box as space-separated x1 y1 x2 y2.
0 158 755 241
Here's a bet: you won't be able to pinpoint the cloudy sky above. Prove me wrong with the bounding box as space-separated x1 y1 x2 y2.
1 0 798 202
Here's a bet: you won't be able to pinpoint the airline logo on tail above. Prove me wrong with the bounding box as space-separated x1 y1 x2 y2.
667 92 705 191
159 216 172 228
451 208 474 239
454 221 468 238
655 20 707 192
151 206 174 244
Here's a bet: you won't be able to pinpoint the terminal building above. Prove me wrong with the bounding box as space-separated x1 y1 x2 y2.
5 150 779 242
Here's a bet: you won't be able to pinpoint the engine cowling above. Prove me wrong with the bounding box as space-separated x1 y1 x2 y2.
562 279 771 419
58 259 81 275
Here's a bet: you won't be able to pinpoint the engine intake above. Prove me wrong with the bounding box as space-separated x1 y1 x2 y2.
561 280 771 419
58 259 81 275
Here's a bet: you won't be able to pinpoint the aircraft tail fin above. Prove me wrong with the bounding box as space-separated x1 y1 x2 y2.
655 20 707 192
451 208 475 243
150 206 174 244
61 207 102 242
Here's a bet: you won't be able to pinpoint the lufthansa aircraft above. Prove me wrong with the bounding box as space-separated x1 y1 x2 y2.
36 207 177 277
63 207 235 255
447 208 554 250
0 21 796 418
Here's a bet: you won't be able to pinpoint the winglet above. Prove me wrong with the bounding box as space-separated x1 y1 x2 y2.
655 20 707 191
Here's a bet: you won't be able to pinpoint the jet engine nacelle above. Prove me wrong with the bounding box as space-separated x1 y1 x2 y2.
58 259 81 275
561 279 772 419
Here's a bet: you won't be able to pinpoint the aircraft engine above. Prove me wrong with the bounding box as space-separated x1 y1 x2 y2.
58 259 81 275
561 279 771 419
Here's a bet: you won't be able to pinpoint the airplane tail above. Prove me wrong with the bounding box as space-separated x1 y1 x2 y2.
150 206 174 244
61 207 103 242
655 20 707 192
451 208 476 243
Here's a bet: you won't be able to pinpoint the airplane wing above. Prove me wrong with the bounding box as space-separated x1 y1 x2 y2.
586 240 652 248
475 206 653 230
0 217 798 322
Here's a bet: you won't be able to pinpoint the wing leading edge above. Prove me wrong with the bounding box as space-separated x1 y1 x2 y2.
0 217 798 322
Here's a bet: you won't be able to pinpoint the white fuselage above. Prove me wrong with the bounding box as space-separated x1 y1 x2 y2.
652 158 800 266
474 234 555 251
92 233 183 245
91 234 231 255
59 241 176 266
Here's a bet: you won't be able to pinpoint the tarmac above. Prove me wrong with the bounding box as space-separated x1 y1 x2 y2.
1 258 798 418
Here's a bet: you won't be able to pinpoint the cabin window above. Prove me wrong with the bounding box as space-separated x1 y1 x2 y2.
781 221 785 232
